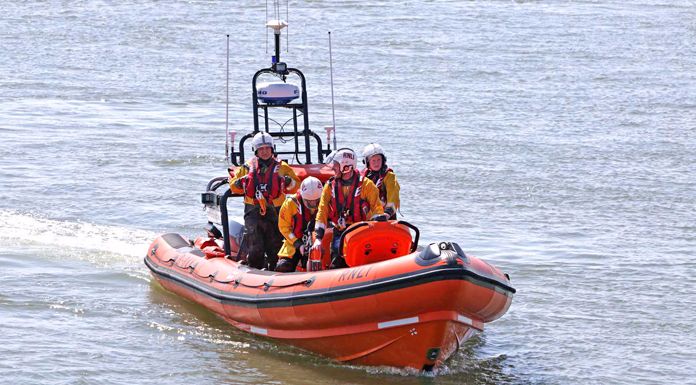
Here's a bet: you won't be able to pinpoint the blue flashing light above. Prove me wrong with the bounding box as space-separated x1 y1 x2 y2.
272 56 277 64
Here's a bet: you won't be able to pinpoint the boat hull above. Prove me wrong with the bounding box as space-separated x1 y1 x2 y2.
145 233 515 370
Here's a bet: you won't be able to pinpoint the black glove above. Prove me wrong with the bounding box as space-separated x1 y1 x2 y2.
233 178 243 189
371 213 388 222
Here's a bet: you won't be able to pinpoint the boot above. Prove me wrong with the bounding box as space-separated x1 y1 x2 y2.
275 258 295 273
329 256 348 269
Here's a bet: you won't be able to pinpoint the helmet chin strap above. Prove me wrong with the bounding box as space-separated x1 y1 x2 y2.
258 155 273 165
340 169 354 182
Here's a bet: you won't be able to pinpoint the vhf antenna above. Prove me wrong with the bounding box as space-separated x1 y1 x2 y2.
225 34 230 164
328 31 337 150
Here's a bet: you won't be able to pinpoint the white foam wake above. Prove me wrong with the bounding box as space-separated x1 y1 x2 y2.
0 209 158 259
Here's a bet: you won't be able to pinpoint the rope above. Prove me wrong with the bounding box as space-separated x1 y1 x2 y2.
233 278 314 290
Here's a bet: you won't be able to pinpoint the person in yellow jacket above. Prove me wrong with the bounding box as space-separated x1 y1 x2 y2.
229 132 300 270
275 176 323 272
361 143 400 219
310 148 385 269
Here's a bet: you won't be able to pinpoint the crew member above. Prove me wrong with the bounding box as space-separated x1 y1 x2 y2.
310 148 384 269
229 132 300 270
275 176 323 272
361 143 400 220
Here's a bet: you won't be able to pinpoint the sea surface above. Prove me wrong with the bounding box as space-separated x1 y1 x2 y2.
1 1 695 384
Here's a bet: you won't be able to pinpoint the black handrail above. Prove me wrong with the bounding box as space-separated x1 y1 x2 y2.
397 220 420 253
219 189 233 257
206 176 229 192
232 130 329 166
229 65 331 166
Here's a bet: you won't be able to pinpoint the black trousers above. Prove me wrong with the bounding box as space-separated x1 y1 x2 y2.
243 204 283 270
329 229 348 269
286 248 308 271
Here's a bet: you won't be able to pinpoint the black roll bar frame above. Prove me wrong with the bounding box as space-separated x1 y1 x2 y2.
229 67 331 166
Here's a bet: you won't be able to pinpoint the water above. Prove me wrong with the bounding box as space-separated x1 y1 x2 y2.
2 1 695 384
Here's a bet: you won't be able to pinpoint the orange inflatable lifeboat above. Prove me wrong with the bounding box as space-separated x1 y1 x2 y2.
145 218 515 371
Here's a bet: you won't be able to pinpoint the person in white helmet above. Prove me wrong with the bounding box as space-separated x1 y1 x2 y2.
361 143 400 220
310 148 385 269
229 131 300 270
275 176 323 272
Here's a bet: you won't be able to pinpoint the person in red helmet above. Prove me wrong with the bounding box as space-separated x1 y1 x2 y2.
229 131 300 270
361 143 400 220
275 176 323 272
310 148 384 269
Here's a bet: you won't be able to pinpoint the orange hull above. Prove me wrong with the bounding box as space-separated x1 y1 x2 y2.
145 233 515 370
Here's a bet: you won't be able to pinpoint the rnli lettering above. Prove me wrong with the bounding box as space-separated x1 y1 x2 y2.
338 266 372 282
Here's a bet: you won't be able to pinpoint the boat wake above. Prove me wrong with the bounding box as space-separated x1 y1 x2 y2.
0 209 156 274
354 344 514 380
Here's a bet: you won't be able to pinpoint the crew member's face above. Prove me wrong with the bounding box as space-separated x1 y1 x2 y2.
368 155 382 171
304 199 319 210
341 168 354 180
333 161 353 179
257 146 273 160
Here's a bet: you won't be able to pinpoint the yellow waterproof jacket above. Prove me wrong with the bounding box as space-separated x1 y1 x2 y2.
315 174 384 232
362 168 400 212
277 196 316 258
229 158 300 207
380 171 400 212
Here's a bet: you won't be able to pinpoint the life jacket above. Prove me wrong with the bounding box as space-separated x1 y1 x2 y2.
193 236 226 259
291 194 315 243
362 166 393 205
329 173 369 226
243 158 284 204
